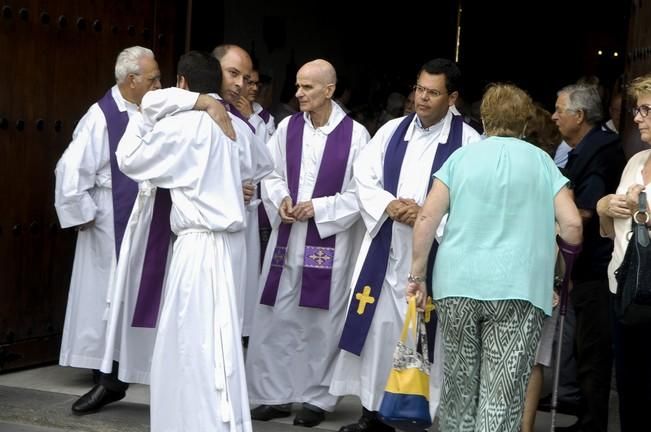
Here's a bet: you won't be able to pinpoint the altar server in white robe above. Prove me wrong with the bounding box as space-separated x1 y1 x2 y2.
246 59 370 428
117 51 252 432
54 46 161 414
330 59 481 432
99 89 243 385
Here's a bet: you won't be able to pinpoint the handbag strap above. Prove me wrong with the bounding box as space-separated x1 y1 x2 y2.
634 191 650 247
400 297 430 361
417 312 430 362
401 297 418 343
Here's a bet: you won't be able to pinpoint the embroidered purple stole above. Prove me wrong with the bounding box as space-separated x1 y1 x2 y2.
98 90 172 328
339 114 464 361
260 113 353 310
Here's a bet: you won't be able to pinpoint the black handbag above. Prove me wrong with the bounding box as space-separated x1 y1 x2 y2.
614 191 651 325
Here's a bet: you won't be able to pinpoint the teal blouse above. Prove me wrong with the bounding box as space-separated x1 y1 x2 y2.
432 136 568 315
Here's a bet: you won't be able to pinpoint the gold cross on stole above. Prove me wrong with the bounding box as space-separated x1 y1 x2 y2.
355 285 375 315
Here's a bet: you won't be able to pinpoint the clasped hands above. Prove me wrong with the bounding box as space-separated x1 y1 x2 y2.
598 184 646 219
279 196 314 223
386 198 420 226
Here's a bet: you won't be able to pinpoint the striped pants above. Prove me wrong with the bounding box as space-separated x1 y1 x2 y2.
437 297 544 432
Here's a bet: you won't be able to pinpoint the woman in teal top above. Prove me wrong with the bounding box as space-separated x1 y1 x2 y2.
407 84 582 432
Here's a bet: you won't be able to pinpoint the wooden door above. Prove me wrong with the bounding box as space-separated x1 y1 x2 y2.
0 0 186 372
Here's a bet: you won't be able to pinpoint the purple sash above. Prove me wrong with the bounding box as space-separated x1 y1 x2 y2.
339 114 463 360
97 90 136 256
219 99 255 133
98 89 172 328
259 108 271 124
260 113 353 309
130 188 172 327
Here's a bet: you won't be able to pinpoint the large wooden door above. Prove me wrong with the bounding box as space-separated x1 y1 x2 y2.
0 0 186 372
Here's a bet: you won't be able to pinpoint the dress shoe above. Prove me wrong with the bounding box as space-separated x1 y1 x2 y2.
338 416 395 432
71 384 126 415
250 404 291 421
293 406 325 427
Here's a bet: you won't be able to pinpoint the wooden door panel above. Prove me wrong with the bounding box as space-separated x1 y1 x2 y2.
1 0 186 372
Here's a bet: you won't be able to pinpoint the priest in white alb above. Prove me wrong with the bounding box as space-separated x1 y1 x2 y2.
330 58 481 432
116 51 253 432
245 59 370 428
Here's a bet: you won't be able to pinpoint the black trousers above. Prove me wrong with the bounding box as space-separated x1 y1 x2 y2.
95 361 129 393
612 302 651 432
570 278 613 432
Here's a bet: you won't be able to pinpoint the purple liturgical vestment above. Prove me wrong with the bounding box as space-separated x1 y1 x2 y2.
260 113 353 309
98 90 171 328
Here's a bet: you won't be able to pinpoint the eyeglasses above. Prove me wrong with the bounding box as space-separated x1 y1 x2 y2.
413 84 446 98
631 104 651 118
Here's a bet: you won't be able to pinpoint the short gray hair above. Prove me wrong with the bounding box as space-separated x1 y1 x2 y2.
115 46 154 84
558 84 603 125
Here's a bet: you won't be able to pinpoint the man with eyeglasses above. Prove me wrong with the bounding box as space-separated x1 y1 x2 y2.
243 66 276 141
331 58 481 432
550 84 625 432
54 46 162 415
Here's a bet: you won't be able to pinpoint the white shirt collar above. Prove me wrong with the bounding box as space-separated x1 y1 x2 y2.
303 100 346 135
406 109 453 143
111 85 138 114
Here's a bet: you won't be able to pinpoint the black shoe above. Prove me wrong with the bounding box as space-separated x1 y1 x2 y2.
71 384 126 415
251 405 291 421
293 407 325 427
537 395 580 416
338 415 395 432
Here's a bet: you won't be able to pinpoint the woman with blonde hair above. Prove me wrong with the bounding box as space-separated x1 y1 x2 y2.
596 73 651 432
406 83 582 431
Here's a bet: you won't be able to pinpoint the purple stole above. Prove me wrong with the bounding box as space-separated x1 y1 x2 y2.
97 90 172 328
258 108 271 124
98 90 136 256
219 99 255 133
338 114 464 361
260 113 354 310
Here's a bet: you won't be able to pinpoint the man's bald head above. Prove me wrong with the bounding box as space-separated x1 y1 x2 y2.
298 59 337 86
295 59 338 117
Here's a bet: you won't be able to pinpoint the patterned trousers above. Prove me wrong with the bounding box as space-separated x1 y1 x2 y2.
437 297 544 432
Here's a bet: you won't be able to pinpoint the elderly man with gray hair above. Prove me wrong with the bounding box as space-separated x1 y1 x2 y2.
550 83 625 432
54 45 161 415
